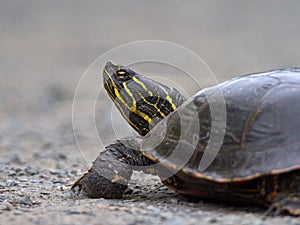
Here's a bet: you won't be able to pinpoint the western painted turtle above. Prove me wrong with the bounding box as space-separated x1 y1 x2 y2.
72 62 300 216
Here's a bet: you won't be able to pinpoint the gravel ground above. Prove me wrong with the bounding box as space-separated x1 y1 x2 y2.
1 1 300 224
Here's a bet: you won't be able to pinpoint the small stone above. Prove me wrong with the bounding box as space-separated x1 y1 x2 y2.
0 182 6 188
60 185 69 191
31 179 43 184
39 174 50 179
54 153 67 160
187 202 197 207
20 195 32 206
1 205 11 211
8 171 16 176
124 188 133 195
170 198 178 204
209 217 219 223
64 209 82 215
6 179 18 187
14 168 23 173
52 178 67 184
63 192 72 199
49 169 60 175
14 210 23 215
18 177 29 182
18 183 28 188
56 185 68 191
25 165 39 175
145 205 161 215
0 159 10 165
131 189 142 195
160 212 173 220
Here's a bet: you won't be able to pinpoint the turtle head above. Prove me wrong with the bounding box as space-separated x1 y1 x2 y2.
103 61 186 136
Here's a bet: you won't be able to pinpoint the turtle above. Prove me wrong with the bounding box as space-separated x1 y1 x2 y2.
72 61 300 216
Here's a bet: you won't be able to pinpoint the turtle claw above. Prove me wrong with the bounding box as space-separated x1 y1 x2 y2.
71 175 84 195
264 193 300 217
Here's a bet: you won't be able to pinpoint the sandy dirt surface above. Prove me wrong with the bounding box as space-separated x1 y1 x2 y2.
1 1 300 224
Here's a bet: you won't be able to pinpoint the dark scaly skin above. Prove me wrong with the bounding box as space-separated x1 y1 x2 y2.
73 138 151 198
72 63 300 216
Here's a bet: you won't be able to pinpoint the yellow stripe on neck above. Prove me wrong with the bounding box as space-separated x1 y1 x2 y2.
123 83 153 126
160 86 177 111
133 77 153 97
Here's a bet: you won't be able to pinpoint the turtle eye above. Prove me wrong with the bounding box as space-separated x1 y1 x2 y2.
115 69 132 81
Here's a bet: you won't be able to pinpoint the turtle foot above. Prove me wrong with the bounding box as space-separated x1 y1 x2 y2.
71 169 127 199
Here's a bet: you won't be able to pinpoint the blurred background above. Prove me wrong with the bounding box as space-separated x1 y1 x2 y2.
1 0 300 164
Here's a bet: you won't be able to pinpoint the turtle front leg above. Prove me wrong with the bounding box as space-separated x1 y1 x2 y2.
71 137 154 198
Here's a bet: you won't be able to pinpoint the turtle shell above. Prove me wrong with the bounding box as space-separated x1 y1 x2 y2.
141 68 300 182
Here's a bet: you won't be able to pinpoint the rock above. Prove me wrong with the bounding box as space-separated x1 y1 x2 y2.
20 195 33 206
25 165 39 175
18 177 29 182
40 191 51 196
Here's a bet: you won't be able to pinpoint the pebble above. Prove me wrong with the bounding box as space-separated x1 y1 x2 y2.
25 165 39 175
0 182 6 188
49 169 60 175
146 205 157 211
40 191 51 195
14 210 23 216
6 179 18 187
209 218 218 223
18 177 29 182
52 179 67 184
63 192 72 199
8 171 16 176
31 179 43 184
124 188 134 195
169 198 178 204
20 195 33 206
39 174 50 179
160 212 173 220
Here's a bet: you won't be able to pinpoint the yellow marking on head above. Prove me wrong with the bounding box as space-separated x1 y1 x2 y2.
117 71 126 75
123 82 136 106
110 83 153 128
136 92 167 118
133 76 153 97
104 67 178 132
122 82 154 126
113 98 141 132
160 86 177 111
104 78 141 131
166 96 177 111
